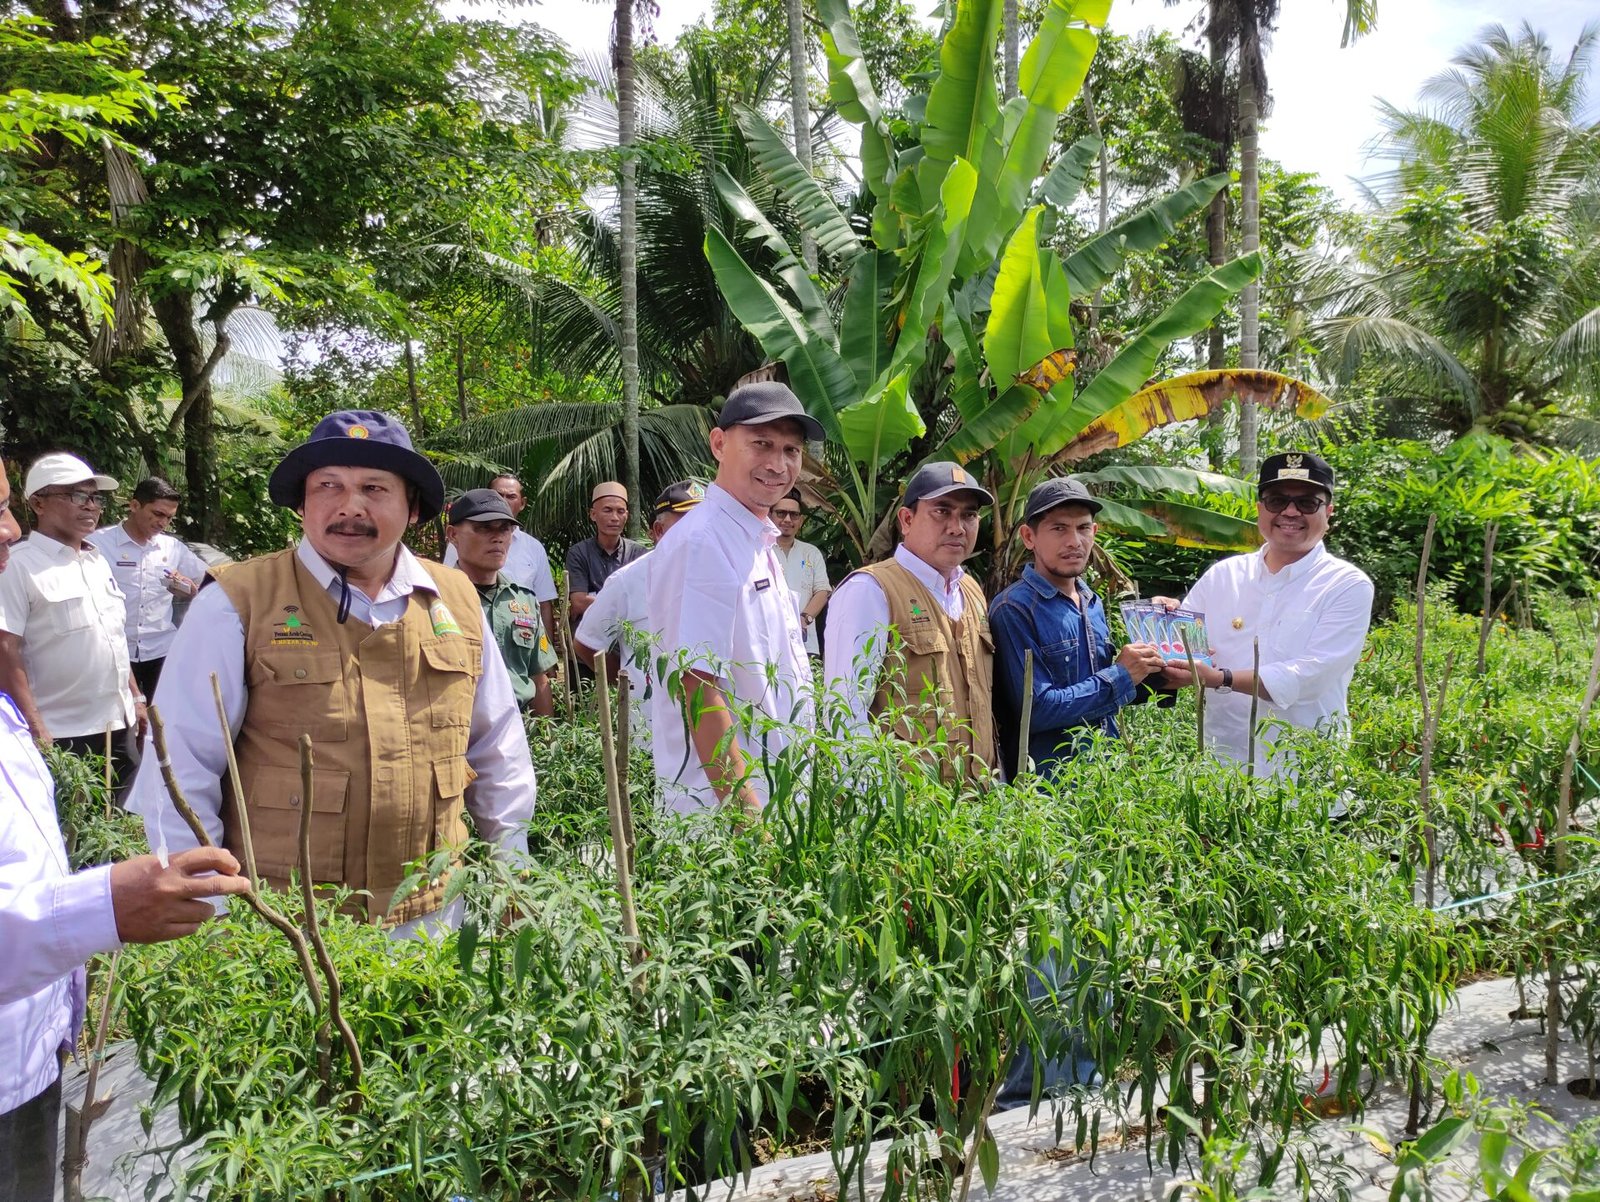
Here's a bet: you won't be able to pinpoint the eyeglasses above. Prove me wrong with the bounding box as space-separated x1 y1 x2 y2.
772 508 803 520
41 489 107 508
1260 492 1328 515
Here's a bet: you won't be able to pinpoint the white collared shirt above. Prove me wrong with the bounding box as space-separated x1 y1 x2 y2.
444 529 556 603
1183 541 1374 776
573 551 655 748
0 692 122 1114
823 544 968 736
646 483 811 813
87 523 211 662
775 538 831 654
0 533 135 738
130 540 535 889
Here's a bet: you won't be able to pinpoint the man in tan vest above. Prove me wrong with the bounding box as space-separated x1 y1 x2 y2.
131 410 536 934
823 462 997 780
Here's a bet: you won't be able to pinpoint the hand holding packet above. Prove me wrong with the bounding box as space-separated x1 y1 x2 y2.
1120 602 1215 667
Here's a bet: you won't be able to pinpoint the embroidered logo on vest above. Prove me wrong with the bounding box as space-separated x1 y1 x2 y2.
908 600 931 624
430 599 463 637
272 606 317 646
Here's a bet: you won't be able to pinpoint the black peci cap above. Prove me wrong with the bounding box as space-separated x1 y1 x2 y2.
1259 451 1335 495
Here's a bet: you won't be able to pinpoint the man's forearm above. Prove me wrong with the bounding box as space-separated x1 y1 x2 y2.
539 600 556 643
684 674 758 812
569 591 597 620
0 639 45 737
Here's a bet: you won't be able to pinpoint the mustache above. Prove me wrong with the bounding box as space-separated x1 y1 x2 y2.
325 521 378 537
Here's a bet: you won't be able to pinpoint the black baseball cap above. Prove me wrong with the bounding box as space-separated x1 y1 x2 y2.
1259 451 1335 496
901 461 994 508
652 479 705 521
447 488 517 525
1023 477 1102 525
716 382 825 441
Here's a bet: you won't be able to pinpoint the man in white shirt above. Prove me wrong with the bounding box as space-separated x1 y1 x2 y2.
0 453 250 1202
131 410 536 933
647 384 819 815
771 489 831 656
823 462 998 780
88 476 210 701
442 473 557 641
0 453 145 783
1160 451 1374 778
574 479 704 748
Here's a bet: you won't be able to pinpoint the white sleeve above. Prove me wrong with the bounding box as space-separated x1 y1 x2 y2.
442 544 459 569
527 540 557 604
177 543 212 584
574 573 628 652
820 572 889 737
1256 575 1375 708
0 560 30 636
130 583 244 856
463 633 535 855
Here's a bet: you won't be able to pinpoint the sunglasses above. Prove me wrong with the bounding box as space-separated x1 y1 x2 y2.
1260 492 1328 515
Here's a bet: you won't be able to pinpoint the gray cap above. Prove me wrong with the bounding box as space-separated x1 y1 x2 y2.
1023 477 1102 525
901 461 994 508
716 382 825 441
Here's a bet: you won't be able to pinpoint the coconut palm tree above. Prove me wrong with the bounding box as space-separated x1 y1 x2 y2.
1316 22 1600 436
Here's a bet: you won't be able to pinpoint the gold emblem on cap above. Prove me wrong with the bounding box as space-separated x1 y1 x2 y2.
952 466 967 483
1284 453 1303 468
1232 617 1244 629
348 425 370 439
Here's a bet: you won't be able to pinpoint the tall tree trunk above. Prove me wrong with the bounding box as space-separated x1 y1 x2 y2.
1237 15 1262 476
152 291 223 542
455 330 470 422
1204 2 1227 376
786 0 817 271
615 0 643 533
1002 0 1019 99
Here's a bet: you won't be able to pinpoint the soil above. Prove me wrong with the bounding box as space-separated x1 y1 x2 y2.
1566 1077 1600 1099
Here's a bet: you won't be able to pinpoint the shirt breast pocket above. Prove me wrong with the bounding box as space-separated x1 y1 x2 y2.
1041 636 1080 682
33 574 93 633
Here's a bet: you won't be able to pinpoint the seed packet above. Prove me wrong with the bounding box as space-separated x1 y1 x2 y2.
1119 602 1215 666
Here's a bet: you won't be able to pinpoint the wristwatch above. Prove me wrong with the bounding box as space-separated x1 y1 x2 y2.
1214 668 1234 695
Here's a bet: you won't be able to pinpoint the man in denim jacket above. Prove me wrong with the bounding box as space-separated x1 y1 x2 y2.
989 478 1167 779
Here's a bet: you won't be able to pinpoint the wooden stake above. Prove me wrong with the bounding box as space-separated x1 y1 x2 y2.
103 725 112 817
62 950 120 1202
298 735 363 1097
211 674 259 890
1548 615 1600 1084
1413 515 1437 898
1476 522 1499 677
615 670 637 865
558 582 577 723
1016 649 1035 779
1179 630 1204 751
1246 637 1261 779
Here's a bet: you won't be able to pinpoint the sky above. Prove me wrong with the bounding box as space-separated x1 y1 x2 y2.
496 0 1600 204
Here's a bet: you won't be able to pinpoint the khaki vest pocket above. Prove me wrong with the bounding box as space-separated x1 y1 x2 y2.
421 638 482 728
241 764 352 882
246 651 349 742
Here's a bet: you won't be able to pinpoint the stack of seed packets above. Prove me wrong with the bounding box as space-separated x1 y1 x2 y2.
1119 601 1215 667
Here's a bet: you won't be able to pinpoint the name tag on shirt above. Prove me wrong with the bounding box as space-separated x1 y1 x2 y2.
754 578 771 592
118 560 137 567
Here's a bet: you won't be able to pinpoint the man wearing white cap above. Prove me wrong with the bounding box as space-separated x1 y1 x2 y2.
0 454 143 779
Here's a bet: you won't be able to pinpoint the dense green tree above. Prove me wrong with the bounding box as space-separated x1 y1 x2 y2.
1316 22 1600 437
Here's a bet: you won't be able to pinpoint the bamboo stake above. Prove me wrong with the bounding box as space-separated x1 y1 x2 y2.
211 674 259 890
1476 522 1499 677
1016 649 1035 779
1548 614 1600 1084
298 736 363 1097
103 725 113 816
1413 515 1437 899
558 582 578 723
147 706 333 1090
615 670 637 866
62 950 119 1202
1179 630 1204 751
1246 638 1261 780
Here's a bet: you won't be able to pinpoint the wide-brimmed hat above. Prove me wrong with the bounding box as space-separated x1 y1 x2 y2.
268 410 445 521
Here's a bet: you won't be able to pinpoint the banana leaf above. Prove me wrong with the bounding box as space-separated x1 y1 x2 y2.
1035 135 1100 211
941 383 1040 463
735 107 862 265
815 0 895 204
1074 464 1256 498
838 369 923 469
920 0 1003 172
984 206 1050 385
714 166 832 340
1036 253 1263 457
1095 496 1263 549
1064 173 1230 297
1059 369 1334 463
839 251 896 394
705 228 854 437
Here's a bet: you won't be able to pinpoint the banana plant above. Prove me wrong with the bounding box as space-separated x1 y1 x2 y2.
706 0 1266 561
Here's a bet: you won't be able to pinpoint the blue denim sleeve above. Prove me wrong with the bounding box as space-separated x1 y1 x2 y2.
990 593 1132 732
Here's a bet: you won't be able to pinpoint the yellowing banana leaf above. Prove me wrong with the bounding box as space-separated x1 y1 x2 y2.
1095 496 1263 550
1058 369 1335 463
